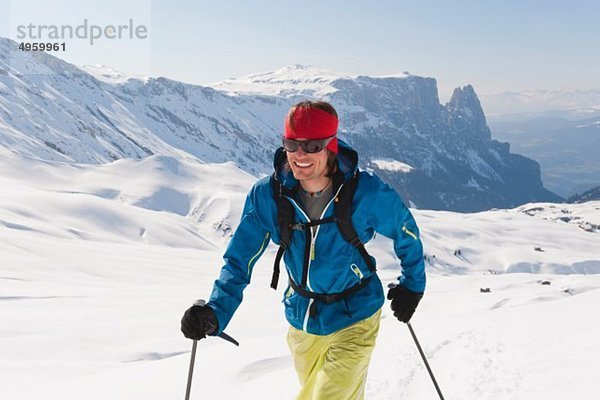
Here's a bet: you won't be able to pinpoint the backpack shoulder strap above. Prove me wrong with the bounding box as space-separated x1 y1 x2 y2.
334 171 377 273
270 175 294 290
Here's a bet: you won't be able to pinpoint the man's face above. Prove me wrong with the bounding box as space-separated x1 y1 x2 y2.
286 140 329 183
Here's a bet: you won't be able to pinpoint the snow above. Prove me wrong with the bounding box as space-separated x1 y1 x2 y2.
80 64 149 85
1 150 600 399
516 203 600 234
465 148 502 182
1 36 287 174
211 65 414 106
370 71 413 79
212 64 353 98
371 159 414 173
465 177 483 191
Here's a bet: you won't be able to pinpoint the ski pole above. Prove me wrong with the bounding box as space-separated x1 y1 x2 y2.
184 339 198 400
184 300 239 400
407 322 445 400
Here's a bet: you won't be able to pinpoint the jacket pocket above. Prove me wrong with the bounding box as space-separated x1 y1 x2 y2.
283 286 304 321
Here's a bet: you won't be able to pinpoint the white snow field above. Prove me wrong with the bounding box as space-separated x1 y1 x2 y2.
1 148 599 399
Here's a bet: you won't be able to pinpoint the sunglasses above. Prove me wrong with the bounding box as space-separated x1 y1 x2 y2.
282 137 334 154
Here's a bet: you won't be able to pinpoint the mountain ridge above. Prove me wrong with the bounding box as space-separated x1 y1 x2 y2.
0 36 561 211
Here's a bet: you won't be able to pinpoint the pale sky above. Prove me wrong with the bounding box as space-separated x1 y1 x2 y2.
1 0 599 99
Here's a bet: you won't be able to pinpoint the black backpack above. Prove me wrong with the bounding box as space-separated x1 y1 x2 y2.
269 167 377 309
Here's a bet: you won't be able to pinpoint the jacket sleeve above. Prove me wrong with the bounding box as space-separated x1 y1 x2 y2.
207 187 272 335
367 174 426 293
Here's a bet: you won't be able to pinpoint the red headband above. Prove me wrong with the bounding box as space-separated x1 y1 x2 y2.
284 107 339 153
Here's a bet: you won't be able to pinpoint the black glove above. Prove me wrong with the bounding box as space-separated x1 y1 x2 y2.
387 283 423 323
181 304 219 340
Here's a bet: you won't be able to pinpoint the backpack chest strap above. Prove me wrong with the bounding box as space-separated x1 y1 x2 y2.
288 275 372 304
290 216 336 231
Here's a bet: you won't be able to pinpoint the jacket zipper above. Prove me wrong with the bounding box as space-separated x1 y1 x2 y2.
286 183 345 332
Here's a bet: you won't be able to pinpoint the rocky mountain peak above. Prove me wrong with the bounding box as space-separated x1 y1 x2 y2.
445 85 491 141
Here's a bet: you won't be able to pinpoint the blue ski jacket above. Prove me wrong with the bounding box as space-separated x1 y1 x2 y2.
207 141 426 335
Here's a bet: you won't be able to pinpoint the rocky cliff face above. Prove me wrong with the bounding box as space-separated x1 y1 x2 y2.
0 38 561 211
297 75 561 211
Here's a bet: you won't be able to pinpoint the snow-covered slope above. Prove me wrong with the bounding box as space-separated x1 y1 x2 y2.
0 147 253 247
80 64 149 85
1 151 599 399
212 64 355 98
0 37 286 175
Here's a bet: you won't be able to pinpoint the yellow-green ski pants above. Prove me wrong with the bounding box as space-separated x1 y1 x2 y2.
286 308 382 400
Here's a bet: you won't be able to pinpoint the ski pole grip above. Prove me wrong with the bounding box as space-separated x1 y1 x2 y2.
193 299 207 307
191 299 239 346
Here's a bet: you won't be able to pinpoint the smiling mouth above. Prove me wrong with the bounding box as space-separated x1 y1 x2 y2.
294 161 313 169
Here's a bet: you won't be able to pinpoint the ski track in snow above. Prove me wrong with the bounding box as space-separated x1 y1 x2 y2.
236 356 292 382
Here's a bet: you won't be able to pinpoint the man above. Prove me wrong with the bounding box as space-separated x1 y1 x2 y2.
181 100 426 399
